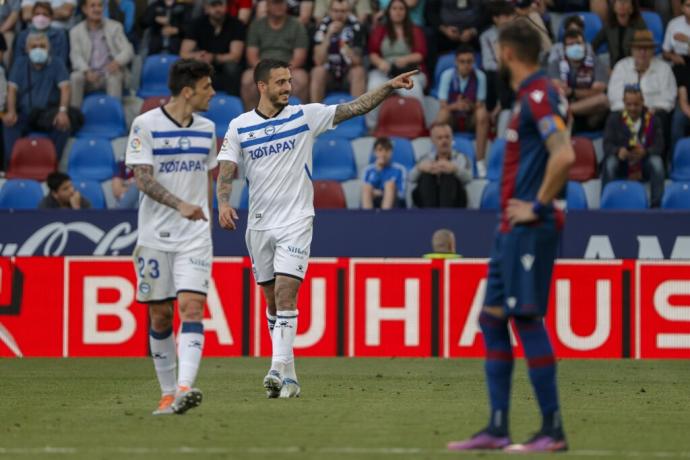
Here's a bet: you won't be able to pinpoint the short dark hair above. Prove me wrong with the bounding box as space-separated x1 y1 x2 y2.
47 172 71 192
564 29 584 43
168 59 214 96
563 14 585 32
498 18 542 65
455 43 475 57
430 121 453 132
624 83 643 98
374 137 393 151
487 0 514 18
32 1 53 15
254 59 290 84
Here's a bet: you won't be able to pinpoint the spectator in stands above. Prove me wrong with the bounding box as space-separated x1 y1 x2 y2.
313 0 370 24
310 0 365 102
69 0 134 108
3 32 71 160
361 137 407 209
592 0 646 66
181 0 245 95
241 0 309 108
0 0 20 66
410 122 472 208
21 0 75 29
426 0 481 56
548 29 609 133
547 14 594 65
663 0 690 66
608 29 676 158
480 1 515 113
375 0 425 26
366 0 426 127
671 56 690 152
435 45 489 176
227 0 252 24
111 164 138 208
255 0 313 26
603 85 665 207
140 0 193 55
513 0 552 56
15 2 68 65
39 172 91 209
0 26 7 66
423 228 460 259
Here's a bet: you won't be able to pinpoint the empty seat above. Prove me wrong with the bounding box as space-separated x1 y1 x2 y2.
600 180 648 209
480 181 500 210
671 137 690 181
78 94 126 139
321 92 366 139
641 11 664 54
202 94 244 138
487 138 505 181
140 96 170 114
431 52 455 97
453 135 477 176
0 179 44 209
374 96 427 139
661 182 690 209
313 180 346 208
313 137 357 181
6 137 57 181
566 181 588 210
558 12 602 43
570 136 598 181
138 54 180 98
73 179 106 209
368 137 416 171
68 138 117 182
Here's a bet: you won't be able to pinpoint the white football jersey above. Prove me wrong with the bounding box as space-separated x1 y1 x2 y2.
218 104 336 230
126 107 217 252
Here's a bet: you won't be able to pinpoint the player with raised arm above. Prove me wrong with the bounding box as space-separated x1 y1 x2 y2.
126 59 217 415
447 19 575 453
216 58 417 398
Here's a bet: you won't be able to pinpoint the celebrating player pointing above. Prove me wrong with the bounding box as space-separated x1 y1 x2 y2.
217 58 416 398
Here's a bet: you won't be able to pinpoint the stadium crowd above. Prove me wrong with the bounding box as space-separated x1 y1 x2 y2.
0 0 689 210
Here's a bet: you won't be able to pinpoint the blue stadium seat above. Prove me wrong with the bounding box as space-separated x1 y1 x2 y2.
321 92 366 139
289 95 302 105
431 52 455 97
368 137 416 170
558 12 602 44
68 138 117 182
487 138 505 181
138 54 180 98
480 181 500 210
0 179 44 209
671 137 690 181
453 135 477 176
566 181 588 210
600 180 648 209
313 137 357 181
77 94 126 139
74 179 106 209
642 11 664 54
239 183 249 209
661 182 690 209
202 93 243 138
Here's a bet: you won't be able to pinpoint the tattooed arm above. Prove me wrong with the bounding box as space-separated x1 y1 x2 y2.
333 69 419 125
217 160 239 230
133 164 206 221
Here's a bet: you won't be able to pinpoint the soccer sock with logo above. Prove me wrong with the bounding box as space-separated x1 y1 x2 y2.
177 321 205 389
149 328 177 395
266 308 276 336
271 310 298 380
479 311 514 436
513 316 563 438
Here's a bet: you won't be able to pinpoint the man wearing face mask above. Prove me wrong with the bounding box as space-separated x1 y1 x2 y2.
547 29 609 133
2 32 71 159
14 2 68 65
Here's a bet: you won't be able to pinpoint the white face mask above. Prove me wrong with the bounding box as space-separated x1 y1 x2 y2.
29 47 49 64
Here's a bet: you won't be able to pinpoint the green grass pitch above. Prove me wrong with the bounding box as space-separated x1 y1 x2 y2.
1 358 689 459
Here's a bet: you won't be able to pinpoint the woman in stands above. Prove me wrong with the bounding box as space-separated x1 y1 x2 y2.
592 0 647 65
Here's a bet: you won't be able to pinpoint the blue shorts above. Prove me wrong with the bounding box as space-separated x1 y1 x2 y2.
484 225 559 317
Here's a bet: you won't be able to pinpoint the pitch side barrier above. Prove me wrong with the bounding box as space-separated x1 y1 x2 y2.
0 257 688 358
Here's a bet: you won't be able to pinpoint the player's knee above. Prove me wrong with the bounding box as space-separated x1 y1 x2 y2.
149 305 173 331
274 284 298 309
179 299 205 321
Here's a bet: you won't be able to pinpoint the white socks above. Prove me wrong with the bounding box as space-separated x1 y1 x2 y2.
272 310 298 381
149 328 177 395
266 308 276 336
177 321 205 389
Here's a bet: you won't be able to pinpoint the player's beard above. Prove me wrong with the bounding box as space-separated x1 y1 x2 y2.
270 91 290 109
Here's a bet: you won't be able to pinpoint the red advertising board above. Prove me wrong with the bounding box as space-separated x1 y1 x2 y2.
636 262 690 358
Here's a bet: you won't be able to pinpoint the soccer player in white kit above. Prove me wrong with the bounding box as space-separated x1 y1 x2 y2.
216 58 417 398
126 59 217 415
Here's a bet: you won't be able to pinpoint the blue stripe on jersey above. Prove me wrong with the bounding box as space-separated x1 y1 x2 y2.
239 124 310 149
151 130 213 139
153 147 210 156
304 164 312 181
237 110 305 134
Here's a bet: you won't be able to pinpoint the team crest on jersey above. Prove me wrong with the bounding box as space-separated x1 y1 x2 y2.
222 138 229 150
130 137 142 151
506 129 519 142
178 137 191 150
133 126 141 135
264 125 276 136
530 90 545 103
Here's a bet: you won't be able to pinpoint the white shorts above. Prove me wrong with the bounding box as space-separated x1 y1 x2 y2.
246 217 313 285
133 244 212 303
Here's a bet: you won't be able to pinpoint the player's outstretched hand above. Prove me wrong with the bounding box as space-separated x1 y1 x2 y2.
506 198 538 226
389 70 419 90
178 202 207 221
218 203 239 231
